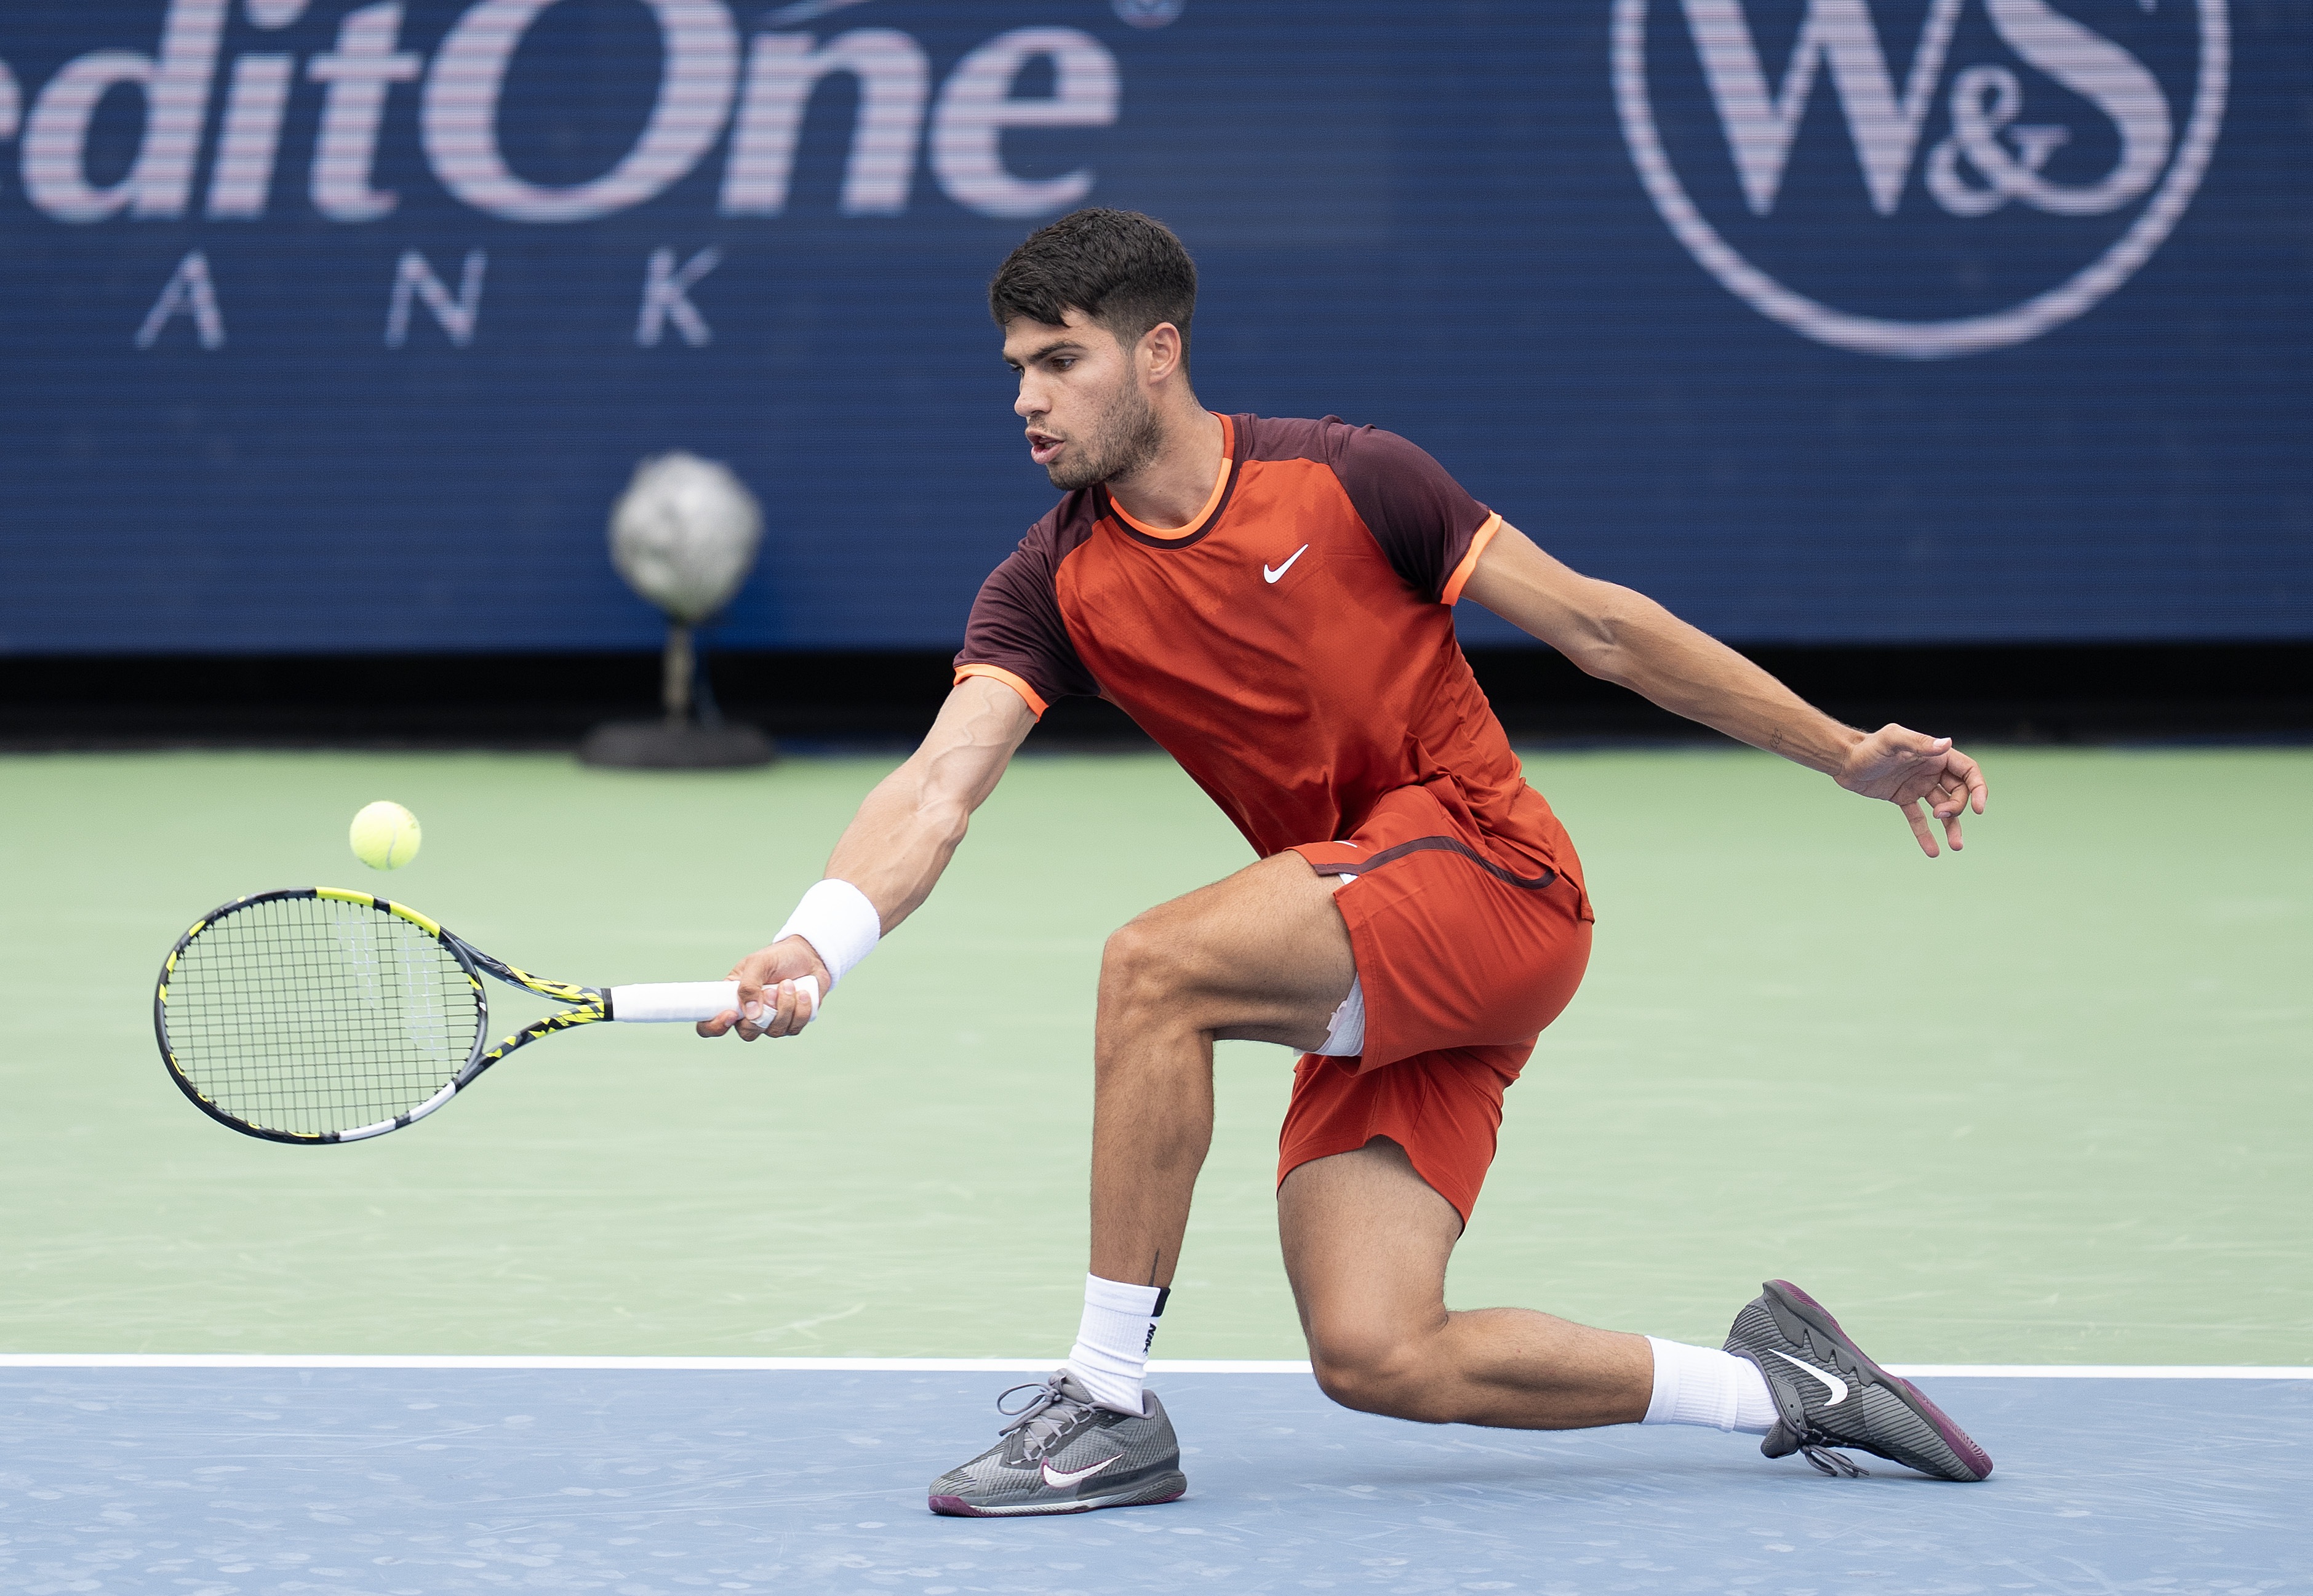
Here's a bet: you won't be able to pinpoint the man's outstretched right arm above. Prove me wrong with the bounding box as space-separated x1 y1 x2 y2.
697 674 1039 1041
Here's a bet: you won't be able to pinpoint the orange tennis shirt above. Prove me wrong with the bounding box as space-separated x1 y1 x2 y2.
956 413 1581 890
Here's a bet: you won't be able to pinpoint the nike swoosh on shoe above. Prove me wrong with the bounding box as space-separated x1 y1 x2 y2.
1041 1453 1122 1488
1765 1347 1848 1406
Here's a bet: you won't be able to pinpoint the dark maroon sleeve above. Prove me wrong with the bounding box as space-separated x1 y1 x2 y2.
954 525 1100 712
1328 425 1496 602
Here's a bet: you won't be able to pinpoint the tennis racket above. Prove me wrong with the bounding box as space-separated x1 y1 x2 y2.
153 887 815 1145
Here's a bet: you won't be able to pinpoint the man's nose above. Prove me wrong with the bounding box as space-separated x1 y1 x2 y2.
1014 381 1039 420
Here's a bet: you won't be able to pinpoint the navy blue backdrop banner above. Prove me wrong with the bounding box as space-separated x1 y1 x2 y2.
0 1 2304 654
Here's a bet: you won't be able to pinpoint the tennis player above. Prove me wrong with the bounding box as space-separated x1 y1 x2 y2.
700 210 1994 1513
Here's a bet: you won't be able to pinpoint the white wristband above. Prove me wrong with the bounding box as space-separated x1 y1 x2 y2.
775 878 881 991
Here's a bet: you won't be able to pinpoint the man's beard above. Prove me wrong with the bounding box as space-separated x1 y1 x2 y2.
1046 377 1165 491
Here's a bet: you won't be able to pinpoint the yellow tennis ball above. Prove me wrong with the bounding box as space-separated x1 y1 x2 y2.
350 800 421 871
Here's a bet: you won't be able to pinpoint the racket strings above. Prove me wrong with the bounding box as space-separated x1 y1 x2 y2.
163 896 482 1138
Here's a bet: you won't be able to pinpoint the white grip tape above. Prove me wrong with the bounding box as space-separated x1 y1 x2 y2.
609 976 820 1025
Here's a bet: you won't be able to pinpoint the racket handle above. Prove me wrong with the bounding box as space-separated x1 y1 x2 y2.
608 976 820 1025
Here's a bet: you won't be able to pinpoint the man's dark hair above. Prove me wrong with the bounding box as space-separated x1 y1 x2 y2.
989 208 1197 356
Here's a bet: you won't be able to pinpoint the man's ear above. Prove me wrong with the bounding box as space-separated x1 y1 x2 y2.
1141 321 1184 384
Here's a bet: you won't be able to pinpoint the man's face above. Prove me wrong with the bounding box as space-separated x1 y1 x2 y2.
1003 309 1163 491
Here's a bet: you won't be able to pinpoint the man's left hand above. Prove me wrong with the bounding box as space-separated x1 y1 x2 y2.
1836 725 1988 858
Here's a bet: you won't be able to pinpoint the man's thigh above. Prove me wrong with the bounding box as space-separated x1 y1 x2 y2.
1102 851 1356 1050
1279 1137 1459 1354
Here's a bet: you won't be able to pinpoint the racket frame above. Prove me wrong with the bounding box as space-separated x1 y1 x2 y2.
154 886 610 1146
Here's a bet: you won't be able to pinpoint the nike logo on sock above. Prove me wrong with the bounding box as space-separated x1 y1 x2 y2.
1041 1453 1124 1488
1768 1348 1849 1407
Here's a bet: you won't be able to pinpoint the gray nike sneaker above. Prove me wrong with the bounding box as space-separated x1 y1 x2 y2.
927 1371 1187 1517
1725 1279 1994 1482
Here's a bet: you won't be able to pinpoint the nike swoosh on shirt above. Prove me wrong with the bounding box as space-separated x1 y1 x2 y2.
1041 1453 1124 1488
1263 545 1309 583
1767 1348 1849 1407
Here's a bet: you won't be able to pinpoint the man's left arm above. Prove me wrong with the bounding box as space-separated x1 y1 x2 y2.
1461 522 1987 857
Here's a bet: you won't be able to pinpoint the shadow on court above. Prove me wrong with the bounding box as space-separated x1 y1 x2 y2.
1 1370 2302 1594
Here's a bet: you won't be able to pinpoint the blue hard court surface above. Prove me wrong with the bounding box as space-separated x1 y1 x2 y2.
1 1371 2304 1594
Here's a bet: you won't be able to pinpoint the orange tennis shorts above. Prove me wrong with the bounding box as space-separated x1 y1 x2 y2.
1280 780 1594 1223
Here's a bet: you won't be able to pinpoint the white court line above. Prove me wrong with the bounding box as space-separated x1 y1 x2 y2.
1886 1365 2313 1380
0 1354 2305 1378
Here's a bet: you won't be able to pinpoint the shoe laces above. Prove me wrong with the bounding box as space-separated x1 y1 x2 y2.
1799 1443 1870 1478
995 1375 1096 1461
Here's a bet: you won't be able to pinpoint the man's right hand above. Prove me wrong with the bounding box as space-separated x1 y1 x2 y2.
695 935 832 1041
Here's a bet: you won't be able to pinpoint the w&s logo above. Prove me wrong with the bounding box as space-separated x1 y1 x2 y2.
1613 1 2227 357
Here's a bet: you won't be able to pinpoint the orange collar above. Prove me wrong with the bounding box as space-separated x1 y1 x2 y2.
1108 413 1235 540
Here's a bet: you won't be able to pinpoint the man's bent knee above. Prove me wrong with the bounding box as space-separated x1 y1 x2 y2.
1099 916 1191 1010
1308 1333 1446 1424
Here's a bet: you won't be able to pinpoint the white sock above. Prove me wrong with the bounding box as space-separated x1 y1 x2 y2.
1065 1274 1167 1415
1642 1337 1778 1434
